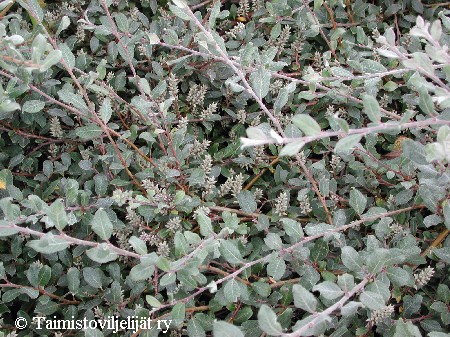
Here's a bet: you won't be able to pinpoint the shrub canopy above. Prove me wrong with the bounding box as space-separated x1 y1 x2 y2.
0 0 450 336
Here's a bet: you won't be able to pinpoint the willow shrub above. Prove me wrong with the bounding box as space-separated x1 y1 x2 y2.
0 0 450 336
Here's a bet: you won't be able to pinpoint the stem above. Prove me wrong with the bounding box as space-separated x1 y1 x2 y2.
131 205 421 325
282 275 372 337
269 117 450 147
0 215 140 258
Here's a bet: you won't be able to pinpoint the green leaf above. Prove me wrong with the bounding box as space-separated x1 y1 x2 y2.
273 82 295 111
250 67 271 99
56 16 70 36
26 263 41 287
168 4 191 20
341 301 362 316
213 321 245 337
156 256 171 272
83 329 104 337
40 50 62 72
237 190 257 213
292 114 321 136
26 195 46 212
129 236 147 255
349 188 367 215
160 272 176 286
0 198 19 221
258 304 283 336
47 199 68 230
377 48 399 59
212 31 228 56
267 254 286 280
360 59 387 73
227 81 245 93
314 0 324 10
2 289 21 303
334 134 362 154
172 0 188 8
147 32 161 45
418 89 437 116
292 284 317 313
38 265 51 287
437 284 450 303
17 0 43 21
67 267 80 294
174 232 188 257
99 98 112 123
86 244 118 263
330 66 353 77
386 267 414 287
403 295 423 318
437 125 450 143
58 43 75 69
264 233 283 250
362 95 381 123
274 86 292 112
20 287 39 299
279 141 305 157
187 318 206 337
313 281 344 300
366 248 399 273
58 90 90 113
442 200 450 229
83 267 103 289
139 77 151 95
337 273 355 292
341 246 364 272
434 247 450 263
219 240 242 265
146 295 161 308
359 291 385 310
208 0 221 28
403 140 428 165
197 211 213 237
76 125 103 140
22 100 45 113
393 320 422 337
224 278 241 302
0 224 19 237
171 303 186 325
281 218 304 241
310 239 329 262
129 263 155 281
383 81 398 92
91 208 113 240
114 12 129 32
27 233 69 254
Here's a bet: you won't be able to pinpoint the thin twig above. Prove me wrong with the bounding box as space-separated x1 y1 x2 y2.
423 1 450 7
244 157 280 190
301 0 336 57
0 217 140 258
282 275 372 336
0 280 81 305
421 228 450 257
24 1 148 195
133 205 423 329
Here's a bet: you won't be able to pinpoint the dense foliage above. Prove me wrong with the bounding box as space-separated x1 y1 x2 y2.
0 0 450 336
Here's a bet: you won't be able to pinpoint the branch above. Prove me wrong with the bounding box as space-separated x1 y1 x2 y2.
243 117 450 149
153 40 402 120
0 215 140 259
282 275 372 337
135 205 422 328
